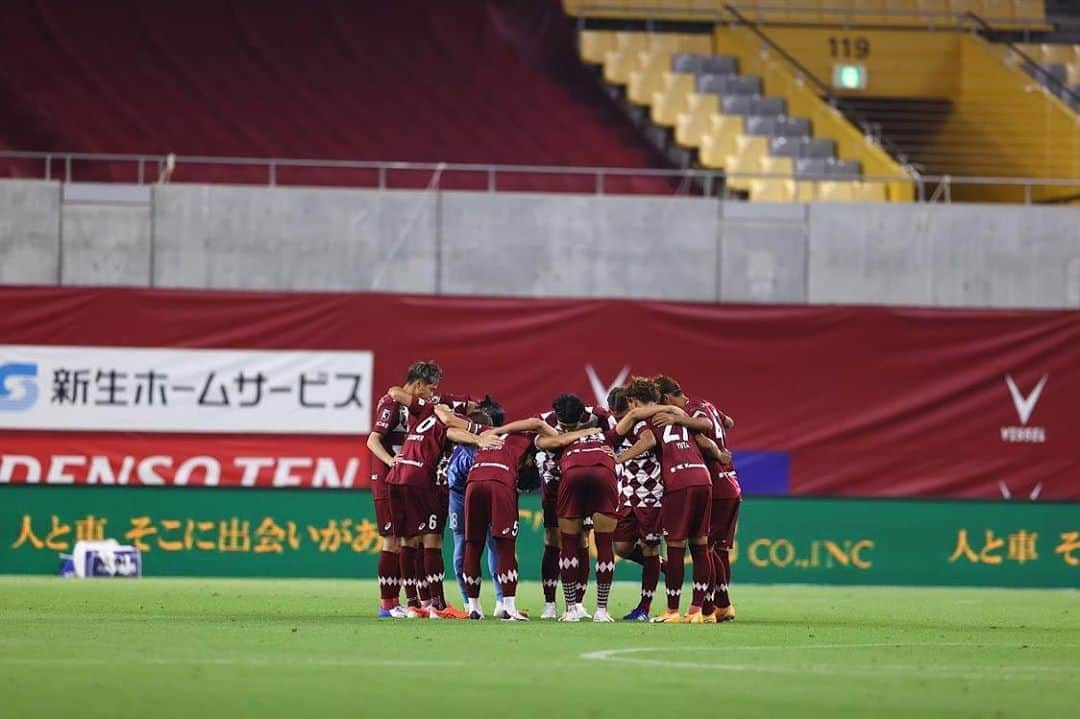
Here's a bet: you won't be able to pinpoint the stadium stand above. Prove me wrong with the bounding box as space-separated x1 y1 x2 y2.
0 0 671 193
562 0 1049 29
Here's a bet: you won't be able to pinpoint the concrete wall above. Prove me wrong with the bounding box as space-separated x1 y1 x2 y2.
0 181 59 284
1 179 1079 309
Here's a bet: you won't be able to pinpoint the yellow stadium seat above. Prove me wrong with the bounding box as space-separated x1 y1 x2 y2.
760 155 795 178
580 31 616 65
674 93 719 148
816 181 858 201
1015 42 1042 61
649 33 712 55
698 114 744 169
651 73 696 126
854 0 891 25
1068 63 1080 86
749 179 795 203
1041 44 1075 65
854 181 889 201
627 50 672 105
1012 0 1046 24
725 135 769 191
603 48 642 85
795 181 818 202
975 0 1014 25
887 0 921 24
615 32 649 54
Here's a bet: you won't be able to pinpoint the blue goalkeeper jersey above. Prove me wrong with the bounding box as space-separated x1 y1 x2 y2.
447 444 476 494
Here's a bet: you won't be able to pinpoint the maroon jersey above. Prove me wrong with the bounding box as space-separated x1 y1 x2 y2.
685 396 741 498
372 394 410 459
637 416 710 492
468 432 537 489
537 405 611 485
559 433 616 474
387 397 449 487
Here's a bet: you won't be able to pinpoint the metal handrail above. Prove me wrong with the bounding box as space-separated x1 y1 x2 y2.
571 2 1063 29
963 11 1080 107
3 151 1079 204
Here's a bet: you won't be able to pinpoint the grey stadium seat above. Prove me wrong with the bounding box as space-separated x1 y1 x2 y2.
744 115 811 138
671 53 703 73
795 158 862 179
697 73 761 96
671 54 739 76
770 136 837 158
721 95 787 116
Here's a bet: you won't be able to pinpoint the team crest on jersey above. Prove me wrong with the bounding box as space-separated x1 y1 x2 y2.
379 407 392 424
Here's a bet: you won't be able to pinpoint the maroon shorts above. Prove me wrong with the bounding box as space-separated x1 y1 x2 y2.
661 485 712 541
557 465 619 520
614 505 662 545
542 479 559 529
465 481 519 542
387 483 445 538
710 497 741 550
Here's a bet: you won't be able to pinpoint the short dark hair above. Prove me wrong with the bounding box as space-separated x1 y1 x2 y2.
624 377 660 404
607 386 629 414
477 394 505 427
653 374 683 399
553 393 586 426
405 360 442 385
468 410 492 427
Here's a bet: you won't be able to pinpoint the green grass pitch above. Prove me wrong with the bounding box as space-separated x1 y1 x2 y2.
1 577 1078 719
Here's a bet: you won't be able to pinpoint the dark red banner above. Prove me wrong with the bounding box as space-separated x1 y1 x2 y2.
2 287 1078 499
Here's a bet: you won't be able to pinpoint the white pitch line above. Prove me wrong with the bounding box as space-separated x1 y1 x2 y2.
580 647 1080 682
0 657 463 669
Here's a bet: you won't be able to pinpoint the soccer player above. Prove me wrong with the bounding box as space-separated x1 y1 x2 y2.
385 381 501 620
536 404 607 620
654 375 741 622
460 415 565 621
448 401 506 616
617 377 714 624
548 393 621 623
366 362 442 618
606 387 664 622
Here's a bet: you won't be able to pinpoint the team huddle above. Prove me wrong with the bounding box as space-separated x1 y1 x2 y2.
366 361 741 623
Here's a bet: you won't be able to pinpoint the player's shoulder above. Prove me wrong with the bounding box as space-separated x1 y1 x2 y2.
537 410 558 427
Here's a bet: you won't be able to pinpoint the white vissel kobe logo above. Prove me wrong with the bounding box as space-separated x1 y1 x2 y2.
585 364 631 409
999 373 1047 445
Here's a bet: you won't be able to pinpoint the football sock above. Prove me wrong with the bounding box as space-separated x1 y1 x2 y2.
594 532 615 610
423 547 446 611
541 544 560 603
401 546 421 607
494 538 519 599
463 541 483 599
639 554 660 611
377 550 401 609
689 543 712 611
716 548 732 608
665 545 686 612
559 532 580 610
576 544 590 604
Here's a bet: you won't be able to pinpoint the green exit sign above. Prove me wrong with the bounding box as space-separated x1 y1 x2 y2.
833 64 867 90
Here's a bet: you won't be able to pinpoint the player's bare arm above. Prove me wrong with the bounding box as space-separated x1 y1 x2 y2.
695 434 732 464
446 426 504 449
615 404 684 435
722 413 735 430
615 430 656 464
534 426 602 451
655 412 712 433
366 431 397 467
486 417 555 437
434 404 472 429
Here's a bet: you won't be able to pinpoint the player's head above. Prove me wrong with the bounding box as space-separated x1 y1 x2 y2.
477 394 505 427
404 360 442 399
654 374 687 407
607 386 630 420
552 393 586 429
624 376 660 408
468 410 492 428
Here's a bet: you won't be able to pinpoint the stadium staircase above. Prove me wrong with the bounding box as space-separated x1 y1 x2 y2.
0 0 671 192
565 0 1079 203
